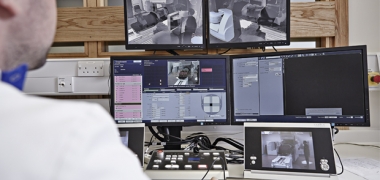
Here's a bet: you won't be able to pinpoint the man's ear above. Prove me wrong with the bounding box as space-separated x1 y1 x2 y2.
0 0 20 20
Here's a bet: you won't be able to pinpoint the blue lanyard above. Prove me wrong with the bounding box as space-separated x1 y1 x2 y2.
1 64 28 90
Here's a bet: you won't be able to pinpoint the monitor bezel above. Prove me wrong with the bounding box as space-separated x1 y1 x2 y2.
124 0 207 50
110 55 231 126
230 45 370 126
206 0 291 49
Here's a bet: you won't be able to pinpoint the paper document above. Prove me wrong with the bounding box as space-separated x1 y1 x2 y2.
336 157 380 180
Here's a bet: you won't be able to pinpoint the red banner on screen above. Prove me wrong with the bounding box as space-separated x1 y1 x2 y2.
201 68 213 72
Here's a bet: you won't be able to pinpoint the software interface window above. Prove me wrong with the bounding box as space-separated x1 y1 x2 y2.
113 58 227 124
208 0 287 44
126 0 203 46
233 50 366 123
261 131 316 170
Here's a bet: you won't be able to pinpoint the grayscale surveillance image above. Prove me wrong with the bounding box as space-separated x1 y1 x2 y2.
120 131 129 147
168 61 200 85
261 131 316 170
208 0 287 44
126 0 203 45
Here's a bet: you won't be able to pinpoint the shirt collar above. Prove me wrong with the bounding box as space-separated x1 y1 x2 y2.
0 64 28 91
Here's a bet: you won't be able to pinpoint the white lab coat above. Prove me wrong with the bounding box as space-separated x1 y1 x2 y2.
0 82 150 180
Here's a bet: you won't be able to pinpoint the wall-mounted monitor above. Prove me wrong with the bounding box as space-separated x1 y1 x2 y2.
124 0 206 50
231 45 370 126
111 55 230 126
208 0 290 48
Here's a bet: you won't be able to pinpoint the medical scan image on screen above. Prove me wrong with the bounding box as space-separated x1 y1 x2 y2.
120 131 129 147
168 61 200 85
208 0 287 45
261 131 316 170
232 49 367 124
113 58 228 124
126 0 203 45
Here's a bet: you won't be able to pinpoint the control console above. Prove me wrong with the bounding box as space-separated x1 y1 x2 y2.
145 150 228 180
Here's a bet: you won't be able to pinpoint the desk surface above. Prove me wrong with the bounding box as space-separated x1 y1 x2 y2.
225 143 380 180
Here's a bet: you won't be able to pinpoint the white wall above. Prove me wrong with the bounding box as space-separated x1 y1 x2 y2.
349 0 380 52
349 0 380 130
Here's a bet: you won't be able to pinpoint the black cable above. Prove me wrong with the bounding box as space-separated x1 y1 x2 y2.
212 138 244 151
334 127 340 135
201 156 226 180
220 156 226 180
148 126 165 142
335 143 380 149
225 138 244 147
158 132 188 142
153 50 156 55
261 47 265 52
272 46 277 52
334 148 344 175
218 48 231 55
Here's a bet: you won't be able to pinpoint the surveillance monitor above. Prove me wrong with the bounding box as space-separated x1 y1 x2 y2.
124 0 206 50
231 45 370 126
244 123 337 180
208 0 290 48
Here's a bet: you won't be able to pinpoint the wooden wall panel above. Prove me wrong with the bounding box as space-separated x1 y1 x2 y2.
55 2 336 43
290 2 336 38
334 0 349 46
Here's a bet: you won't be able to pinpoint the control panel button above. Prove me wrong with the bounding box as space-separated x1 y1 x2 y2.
165 165 172 169
213 165 222 169
171 160 176 164
185 165 192 169
157 150 164 158
177 157 183 161
165 157 171 161
213 157 220 161
250 156 257 160
153 165 159 169
203 153 210 156
172 165 179 169
251 160 256 165
154 159 162 163
213 152 220 156
166 155 171 158
178 155 184 158
172 155 177 158
198 164 207 169
184 152 190 156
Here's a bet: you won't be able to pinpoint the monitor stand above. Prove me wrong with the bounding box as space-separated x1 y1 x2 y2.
157 126 183 150
166 50 179 56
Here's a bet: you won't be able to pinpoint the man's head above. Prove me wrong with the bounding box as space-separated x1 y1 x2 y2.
0 0 57 71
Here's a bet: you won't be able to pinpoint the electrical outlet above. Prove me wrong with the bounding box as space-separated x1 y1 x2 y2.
78 61 104 77
57 77 73 93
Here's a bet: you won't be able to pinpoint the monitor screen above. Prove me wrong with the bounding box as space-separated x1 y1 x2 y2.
261 131 315 170
231 46 370 126
111 56 230 126
208 0 290 48
124 0 206 50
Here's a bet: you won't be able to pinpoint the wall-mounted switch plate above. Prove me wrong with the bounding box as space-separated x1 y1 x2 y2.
57 77 73 93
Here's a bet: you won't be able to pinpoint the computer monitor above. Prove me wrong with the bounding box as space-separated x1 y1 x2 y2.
110 55 230 126
118 124 145 166
231 45 370 126
207 0 290 48
124 0 206 50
